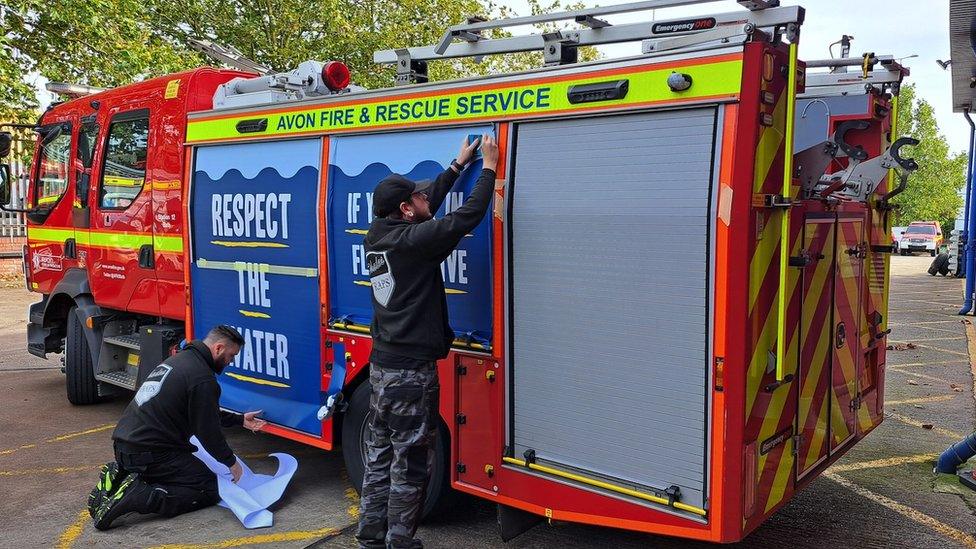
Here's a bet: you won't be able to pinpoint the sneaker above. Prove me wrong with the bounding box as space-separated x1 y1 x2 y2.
88 462 123 515
91 473 144 530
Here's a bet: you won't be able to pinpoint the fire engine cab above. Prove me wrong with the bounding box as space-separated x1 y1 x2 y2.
0 0 919 543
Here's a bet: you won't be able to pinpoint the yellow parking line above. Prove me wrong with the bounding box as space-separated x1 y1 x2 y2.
887 368 953 385
55 509 89 549
147 526 343 549
825 472 976 548
46 423 116 443
0 443 36 456
890 320 962 326
826 453 938 473
889 336 966 343
887 412 965 439
887 359 968 368
0 465 98 477
886 395 956 406
909 342 970 358
1 424 115 457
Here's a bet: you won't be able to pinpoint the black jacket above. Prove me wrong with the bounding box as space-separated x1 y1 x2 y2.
112 340 239 467
364 166 495 363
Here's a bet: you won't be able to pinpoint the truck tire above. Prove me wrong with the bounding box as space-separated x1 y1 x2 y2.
65 307 99 405
931 249 937 257
341 378 453 519
929 253 950 276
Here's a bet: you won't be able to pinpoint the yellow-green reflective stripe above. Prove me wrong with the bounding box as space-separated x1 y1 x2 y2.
28 227 74 242
186 58 743 143
154 236 183 253
28 229 183 253
195 258 318 278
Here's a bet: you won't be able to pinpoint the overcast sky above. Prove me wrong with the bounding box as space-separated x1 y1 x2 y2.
499 0 967 154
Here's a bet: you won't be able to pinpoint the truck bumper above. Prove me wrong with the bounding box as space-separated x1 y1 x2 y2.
27 296 50 358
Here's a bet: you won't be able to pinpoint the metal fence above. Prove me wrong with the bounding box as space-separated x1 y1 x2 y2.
1 125 31 239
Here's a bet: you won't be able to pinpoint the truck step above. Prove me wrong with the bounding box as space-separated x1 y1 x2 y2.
103 334 141 351
95 370 138 391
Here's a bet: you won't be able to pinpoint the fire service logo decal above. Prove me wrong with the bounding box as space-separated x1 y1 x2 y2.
31 248 63 272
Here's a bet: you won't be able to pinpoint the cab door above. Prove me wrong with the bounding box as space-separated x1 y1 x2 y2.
72 116 99 269
88 107 158 315
25 120 78 294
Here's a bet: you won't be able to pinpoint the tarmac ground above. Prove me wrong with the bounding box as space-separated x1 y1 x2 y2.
3 255 976 548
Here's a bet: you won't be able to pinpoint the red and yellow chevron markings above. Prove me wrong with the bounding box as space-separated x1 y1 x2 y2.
797 219 835 477
830 219 864 451
744 70 804 519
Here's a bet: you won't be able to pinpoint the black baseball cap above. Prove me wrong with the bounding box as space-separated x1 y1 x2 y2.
373 174 433 217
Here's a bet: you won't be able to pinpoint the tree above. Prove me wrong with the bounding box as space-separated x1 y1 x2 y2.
1 0 599 118
890 84 968 232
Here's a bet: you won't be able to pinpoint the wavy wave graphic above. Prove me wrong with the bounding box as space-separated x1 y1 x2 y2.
329 126 493 177
327 160 456 190
195 138 321 180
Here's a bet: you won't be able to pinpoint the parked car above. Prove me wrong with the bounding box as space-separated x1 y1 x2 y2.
899 221 944 257
892 225 907 254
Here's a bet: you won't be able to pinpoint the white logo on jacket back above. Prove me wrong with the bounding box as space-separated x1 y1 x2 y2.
134 364 173 406
366 251 395 307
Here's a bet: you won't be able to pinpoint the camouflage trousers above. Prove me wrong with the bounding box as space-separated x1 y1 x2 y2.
355 362 439 549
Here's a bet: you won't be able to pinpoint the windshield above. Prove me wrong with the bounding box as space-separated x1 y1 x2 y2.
907 225 937 235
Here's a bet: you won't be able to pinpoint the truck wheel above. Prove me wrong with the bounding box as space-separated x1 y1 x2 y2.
931 249 937 257
65 307 99 405
341 379 454 519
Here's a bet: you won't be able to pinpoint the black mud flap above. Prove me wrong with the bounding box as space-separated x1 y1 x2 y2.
497 503 543 542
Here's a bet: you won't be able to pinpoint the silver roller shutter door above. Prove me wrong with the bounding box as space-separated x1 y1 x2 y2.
510 108 716 510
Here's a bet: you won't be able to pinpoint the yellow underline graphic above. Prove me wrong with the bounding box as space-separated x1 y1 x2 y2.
352 280 467 294
211 241 289 248
239 310 271 319
226 372 290 388
345 229 368 235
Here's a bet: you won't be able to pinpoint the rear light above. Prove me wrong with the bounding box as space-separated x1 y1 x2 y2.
322 61 350 91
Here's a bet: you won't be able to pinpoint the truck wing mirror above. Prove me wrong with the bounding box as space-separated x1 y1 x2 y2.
0 132 11 158
0 163 9 206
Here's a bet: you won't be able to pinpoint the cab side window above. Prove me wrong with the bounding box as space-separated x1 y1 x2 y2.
76 121 99 207
35 124 73 208
99 110 149 210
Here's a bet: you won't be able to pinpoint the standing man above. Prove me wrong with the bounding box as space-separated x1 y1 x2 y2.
88 325 267 530
356 135 499 548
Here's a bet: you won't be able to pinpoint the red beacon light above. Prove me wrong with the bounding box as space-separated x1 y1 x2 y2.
322 61 350 91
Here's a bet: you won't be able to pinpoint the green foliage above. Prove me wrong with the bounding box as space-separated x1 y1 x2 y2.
1 0 601 119
890 84 968 231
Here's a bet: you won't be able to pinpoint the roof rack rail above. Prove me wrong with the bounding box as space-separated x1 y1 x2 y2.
374 0 803 85
802 55 909 97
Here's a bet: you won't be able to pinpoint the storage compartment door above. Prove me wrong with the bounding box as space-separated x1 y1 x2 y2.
190 138 324 436
830 216 864 452
510 109 717 510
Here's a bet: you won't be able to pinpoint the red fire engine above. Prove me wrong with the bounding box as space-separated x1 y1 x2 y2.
0 1 918 542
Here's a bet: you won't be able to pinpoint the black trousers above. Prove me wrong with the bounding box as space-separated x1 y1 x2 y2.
114 444 220 518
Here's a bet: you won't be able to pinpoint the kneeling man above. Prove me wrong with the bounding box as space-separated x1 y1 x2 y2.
89 325 266 530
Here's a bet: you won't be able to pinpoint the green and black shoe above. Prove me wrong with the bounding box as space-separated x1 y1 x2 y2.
91 472 145 530
88 462 123 515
